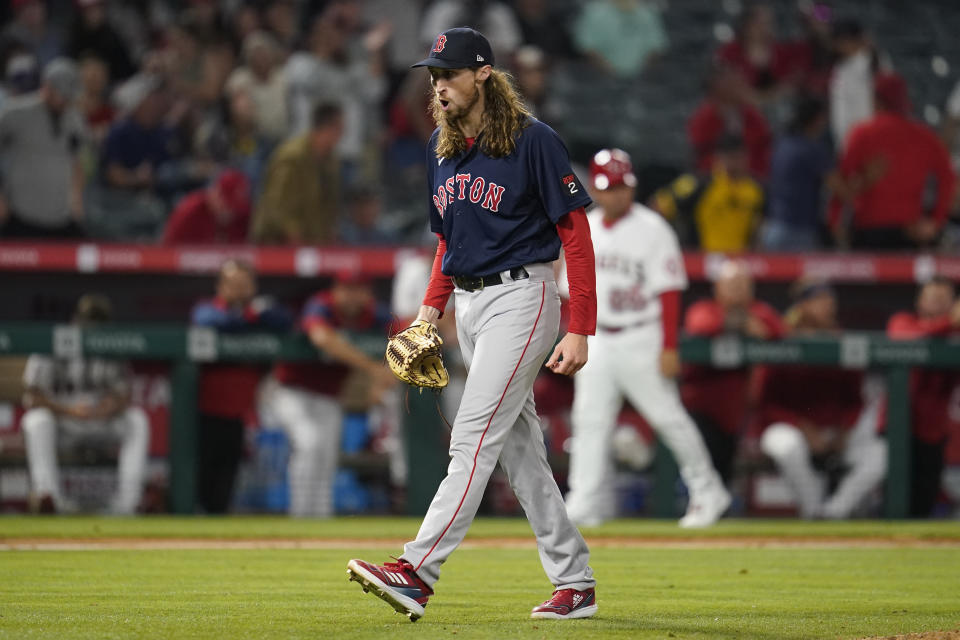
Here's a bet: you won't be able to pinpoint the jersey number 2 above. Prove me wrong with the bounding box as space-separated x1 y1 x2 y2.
567 182 579 195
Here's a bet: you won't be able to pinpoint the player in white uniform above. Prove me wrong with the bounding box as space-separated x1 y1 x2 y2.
20 295 149 514
564 149 731 528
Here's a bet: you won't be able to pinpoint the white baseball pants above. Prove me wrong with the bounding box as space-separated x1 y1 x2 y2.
267 383 342 518
402 264 595 590
21 406 149 514
565 324 724 523
760 377 887 519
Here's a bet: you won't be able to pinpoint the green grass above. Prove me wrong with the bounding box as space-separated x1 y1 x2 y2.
1 518 959 639
1 516 959 540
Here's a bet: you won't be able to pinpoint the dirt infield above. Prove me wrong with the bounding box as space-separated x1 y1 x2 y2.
3 535 960 551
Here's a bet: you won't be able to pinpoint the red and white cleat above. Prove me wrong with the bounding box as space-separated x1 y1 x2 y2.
347 558 433 622
530 587 598 620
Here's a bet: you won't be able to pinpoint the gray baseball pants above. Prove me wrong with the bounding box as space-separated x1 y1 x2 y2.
401 263 595 590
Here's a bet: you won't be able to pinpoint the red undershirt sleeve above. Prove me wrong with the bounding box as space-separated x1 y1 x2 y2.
660 290 680 349
556 208 596 335
421 234 455 317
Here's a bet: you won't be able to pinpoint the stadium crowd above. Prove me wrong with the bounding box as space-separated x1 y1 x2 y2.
2 0 960 519
0 0 958 250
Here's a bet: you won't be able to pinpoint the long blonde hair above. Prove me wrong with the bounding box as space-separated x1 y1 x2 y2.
431 68 532 160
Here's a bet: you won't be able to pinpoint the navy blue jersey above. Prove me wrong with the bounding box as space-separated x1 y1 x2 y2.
428 118 592 277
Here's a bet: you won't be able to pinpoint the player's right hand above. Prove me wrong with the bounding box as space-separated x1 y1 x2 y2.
545 333 588 376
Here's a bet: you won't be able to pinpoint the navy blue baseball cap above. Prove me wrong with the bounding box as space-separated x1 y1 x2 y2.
411 27 494 69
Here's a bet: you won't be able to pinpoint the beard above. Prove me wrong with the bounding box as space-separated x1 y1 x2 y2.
437 83 481 128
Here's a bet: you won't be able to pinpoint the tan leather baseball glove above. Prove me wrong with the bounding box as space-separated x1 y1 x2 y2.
385 320 449 389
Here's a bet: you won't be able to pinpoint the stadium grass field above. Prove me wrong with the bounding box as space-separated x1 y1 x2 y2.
2 518 959 639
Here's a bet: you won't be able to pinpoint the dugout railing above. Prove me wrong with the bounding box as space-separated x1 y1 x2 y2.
0 323 951 518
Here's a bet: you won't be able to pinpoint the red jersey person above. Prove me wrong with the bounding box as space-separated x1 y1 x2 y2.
887 276 960 516
758 280 886 519
681 259 787 483
688 63 772 178
715 3 801 99
190 259 292 513
829 73 955 250
162 170 252 244
266 272 397 518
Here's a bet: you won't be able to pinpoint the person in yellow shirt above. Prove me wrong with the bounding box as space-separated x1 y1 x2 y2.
651 135 764 252
250 102 344 245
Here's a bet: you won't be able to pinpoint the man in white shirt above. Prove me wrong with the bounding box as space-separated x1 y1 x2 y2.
563 149 730 528
829 19 881 150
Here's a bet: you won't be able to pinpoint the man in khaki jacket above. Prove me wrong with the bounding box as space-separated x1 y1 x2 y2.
251 102 344 244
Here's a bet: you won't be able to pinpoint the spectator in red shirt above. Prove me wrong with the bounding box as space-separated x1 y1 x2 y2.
190 259 291 513
688 63 772 178
263 272 398 517
716 3 799 100
830 73 955 250
162 170 251 244
758 280 886 519
681 260 786 482
887 276 960 516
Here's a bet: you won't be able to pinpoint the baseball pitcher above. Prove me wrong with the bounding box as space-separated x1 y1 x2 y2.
348 27 598 622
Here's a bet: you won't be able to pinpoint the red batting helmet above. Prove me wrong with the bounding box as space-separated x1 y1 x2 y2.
589 148 637 191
